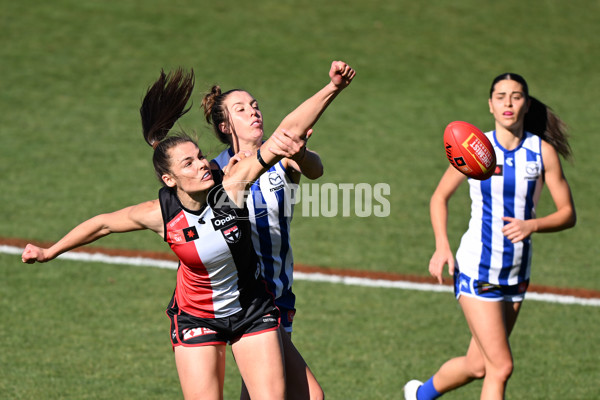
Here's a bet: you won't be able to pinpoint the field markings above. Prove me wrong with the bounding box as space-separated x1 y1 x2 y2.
3 244 599 307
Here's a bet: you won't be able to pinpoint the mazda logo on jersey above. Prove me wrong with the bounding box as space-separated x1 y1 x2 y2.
525 161 541 180
222 225 241 243
268 171 283 186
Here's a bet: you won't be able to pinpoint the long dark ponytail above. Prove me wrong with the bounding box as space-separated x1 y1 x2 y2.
490 73 572 160
140 68 197 183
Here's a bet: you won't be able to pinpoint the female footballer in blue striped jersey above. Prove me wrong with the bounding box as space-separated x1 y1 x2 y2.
404 73 576 400
201 61 355 400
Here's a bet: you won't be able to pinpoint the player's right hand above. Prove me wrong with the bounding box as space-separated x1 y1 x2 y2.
223 150 251 175
429 248 455 284
21 244 47 264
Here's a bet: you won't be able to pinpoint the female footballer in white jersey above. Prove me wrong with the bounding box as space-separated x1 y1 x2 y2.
21 62 355 400
404 73 576 400
201 61 354 400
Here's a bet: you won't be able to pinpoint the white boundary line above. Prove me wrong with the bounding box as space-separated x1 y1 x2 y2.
3 245 599 307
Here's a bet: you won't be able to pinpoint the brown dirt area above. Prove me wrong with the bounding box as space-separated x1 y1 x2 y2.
4 236 599 299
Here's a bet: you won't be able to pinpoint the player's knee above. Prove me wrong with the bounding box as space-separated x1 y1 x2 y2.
489 359 514 382
499 361 514 381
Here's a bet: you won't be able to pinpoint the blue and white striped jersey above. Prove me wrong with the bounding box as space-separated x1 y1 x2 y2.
456 131 544 286
212 148 297 310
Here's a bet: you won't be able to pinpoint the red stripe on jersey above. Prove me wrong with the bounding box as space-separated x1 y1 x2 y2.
167 210 216 318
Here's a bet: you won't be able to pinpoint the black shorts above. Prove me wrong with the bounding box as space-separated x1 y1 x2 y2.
167 295 280 347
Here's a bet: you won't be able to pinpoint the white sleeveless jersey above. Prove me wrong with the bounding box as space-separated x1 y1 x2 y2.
456 131 544 285
213 149 296 307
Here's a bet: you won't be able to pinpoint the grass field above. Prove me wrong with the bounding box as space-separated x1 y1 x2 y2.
2 0 599 398
2 254 599 399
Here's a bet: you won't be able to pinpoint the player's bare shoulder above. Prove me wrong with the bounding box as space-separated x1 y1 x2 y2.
129 199 164 234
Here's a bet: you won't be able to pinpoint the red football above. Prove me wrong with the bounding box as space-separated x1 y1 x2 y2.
443 121 496 180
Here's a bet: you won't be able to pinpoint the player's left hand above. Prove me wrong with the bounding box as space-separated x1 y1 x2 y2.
269 128 312 159
501 217 534 243
329 61 356 89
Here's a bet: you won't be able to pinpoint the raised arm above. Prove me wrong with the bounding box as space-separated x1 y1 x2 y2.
21 200 163 264
272 61 355 140
225 61 355 197
268 128 324 180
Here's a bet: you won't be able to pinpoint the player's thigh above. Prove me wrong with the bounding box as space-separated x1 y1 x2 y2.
280 327 323 400
459 296 512 365
232 330 285 400
504 300 523 336
174 344 227 400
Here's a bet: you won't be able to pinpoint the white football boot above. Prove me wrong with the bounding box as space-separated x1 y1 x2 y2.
403 379 423 400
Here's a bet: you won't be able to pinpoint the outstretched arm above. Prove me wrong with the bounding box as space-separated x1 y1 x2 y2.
226 61 355 197
269 128 324 180
22 200 163 264
272 61 355 140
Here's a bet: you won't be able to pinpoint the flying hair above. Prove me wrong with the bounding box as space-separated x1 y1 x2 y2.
141 68 195 148
140 68 198 184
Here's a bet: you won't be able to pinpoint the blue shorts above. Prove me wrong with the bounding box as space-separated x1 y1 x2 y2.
454 271 529 302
